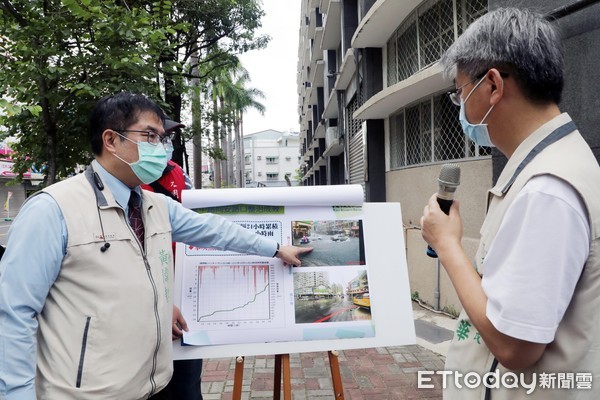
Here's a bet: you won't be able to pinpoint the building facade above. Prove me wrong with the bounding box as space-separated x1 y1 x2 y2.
237 129 302 187
297 0 600 313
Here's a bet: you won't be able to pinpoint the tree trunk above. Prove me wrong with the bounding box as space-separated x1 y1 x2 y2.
212 92 222 188
239 114 246 187
226 120 234 186
164 69 184 168
234 115 243 188
218 95 228 187
190 50 202 189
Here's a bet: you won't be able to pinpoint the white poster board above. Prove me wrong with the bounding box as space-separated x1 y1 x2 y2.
173 186 414 359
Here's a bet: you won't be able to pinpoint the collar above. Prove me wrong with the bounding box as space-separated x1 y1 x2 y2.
92 160 141 210
490 113 574 197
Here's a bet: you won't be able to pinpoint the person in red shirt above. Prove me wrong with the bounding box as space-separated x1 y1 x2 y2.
142 118 204 400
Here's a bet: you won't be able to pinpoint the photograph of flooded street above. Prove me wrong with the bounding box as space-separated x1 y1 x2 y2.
294 269 371 324
291 220 365 267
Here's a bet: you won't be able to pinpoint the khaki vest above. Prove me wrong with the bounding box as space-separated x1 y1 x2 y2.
445 114 600 399
35 167 174 399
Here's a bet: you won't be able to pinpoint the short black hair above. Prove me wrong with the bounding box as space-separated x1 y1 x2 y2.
89 92 165 155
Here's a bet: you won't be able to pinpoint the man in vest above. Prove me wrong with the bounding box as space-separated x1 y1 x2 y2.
141 119 205 400
421 8 600 399
0 92 311 399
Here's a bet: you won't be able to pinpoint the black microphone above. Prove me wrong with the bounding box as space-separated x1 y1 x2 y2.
100 242 111 252
426 163 461 258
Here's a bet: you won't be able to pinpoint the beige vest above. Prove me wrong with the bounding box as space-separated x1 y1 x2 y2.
445 114 600 399
35 167 174 399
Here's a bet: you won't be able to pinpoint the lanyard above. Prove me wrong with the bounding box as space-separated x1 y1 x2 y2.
500 120 576 194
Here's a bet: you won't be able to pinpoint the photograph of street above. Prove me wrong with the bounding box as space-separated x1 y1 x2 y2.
293 268 372 324
291 219 365 267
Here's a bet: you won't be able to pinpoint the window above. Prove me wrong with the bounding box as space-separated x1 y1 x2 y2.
389 92 491 169
257 172 262 177
244 155 251 165
257 156 262 160
387 0 488 85
285 156 291 161
266 156 279 164
266 173 279 181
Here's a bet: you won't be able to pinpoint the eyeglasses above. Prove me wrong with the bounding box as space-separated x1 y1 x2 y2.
447 74 485 106
447 71 510 106
115 129 172 148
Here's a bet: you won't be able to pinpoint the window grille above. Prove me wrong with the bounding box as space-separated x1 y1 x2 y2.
389 92 490 169
266 156 279 164
387 0 488 86
346 90 363 139
266 173 279 181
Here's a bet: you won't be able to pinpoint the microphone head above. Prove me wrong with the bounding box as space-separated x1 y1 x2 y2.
438 163 461 189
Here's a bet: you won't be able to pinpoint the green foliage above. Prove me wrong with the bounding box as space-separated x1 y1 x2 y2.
0 0 269 184
441 304 460 318
0 0 173 182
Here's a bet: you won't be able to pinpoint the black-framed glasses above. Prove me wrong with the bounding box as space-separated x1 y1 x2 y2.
447 71 510 106
115 129 172 147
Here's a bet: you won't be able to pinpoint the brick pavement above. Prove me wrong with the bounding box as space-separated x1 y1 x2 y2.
200 345 445 399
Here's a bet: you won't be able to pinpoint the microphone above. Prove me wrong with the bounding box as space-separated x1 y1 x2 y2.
426 163 461 258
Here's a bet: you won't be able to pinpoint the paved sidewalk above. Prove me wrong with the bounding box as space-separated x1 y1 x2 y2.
200 302 456 399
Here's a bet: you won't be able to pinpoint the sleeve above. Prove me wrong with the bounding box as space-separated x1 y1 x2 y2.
166 197 278 257
481 176 590 344
0 194 66 399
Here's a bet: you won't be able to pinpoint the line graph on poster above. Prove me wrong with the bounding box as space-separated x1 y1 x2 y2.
181 260 287 330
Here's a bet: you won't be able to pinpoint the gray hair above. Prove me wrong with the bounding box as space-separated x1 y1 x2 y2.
441 7 564 104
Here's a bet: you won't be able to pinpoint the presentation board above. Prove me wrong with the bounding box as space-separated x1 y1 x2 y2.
173 186 415 359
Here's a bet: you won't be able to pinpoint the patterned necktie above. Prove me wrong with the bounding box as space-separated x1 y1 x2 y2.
128 191 145 248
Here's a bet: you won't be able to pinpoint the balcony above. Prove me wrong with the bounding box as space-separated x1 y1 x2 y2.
321 0 341 50
324 126 343 157
354 63 449 120
352 0 420 48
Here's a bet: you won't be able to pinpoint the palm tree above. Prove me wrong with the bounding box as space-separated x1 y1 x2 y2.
207 62 265 188
225 74 265 188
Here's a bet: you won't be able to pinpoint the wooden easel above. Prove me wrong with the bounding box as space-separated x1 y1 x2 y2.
232 351 345 400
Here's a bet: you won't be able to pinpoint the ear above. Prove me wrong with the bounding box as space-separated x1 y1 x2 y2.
487 68 505 106
102 129 119 153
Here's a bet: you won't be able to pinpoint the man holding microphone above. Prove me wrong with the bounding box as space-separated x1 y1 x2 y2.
421 8 600 399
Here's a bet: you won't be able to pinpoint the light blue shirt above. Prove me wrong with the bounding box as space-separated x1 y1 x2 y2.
0 161 276 399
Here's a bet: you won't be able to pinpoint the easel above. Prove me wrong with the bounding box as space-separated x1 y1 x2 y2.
232 351 345 399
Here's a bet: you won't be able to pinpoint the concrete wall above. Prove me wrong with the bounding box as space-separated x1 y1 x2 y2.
386 158 493 313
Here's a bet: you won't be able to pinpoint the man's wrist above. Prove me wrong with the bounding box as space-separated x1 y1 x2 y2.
272 242 280 258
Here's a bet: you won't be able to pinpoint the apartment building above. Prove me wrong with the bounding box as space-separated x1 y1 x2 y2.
240 129 302 187
297 0 600 312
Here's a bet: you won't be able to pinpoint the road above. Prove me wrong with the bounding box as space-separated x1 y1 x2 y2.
295 234 363 266
294 297 371 323
0 219 11 246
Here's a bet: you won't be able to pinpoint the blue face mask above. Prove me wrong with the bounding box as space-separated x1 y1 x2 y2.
459 99 495 147
114 135 168 184
458 75 498 148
